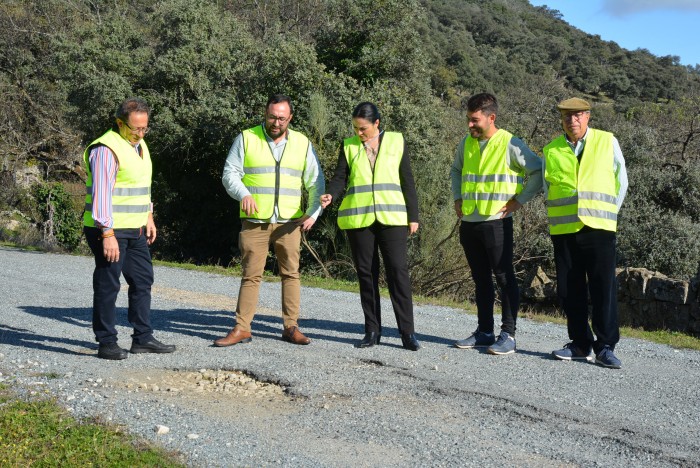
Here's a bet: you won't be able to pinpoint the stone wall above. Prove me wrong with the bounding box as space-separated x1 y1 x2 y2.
522 267 700 336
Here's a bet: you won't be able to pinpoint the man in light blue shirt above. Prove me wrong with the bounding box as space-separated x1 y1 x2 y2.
215 94 325 347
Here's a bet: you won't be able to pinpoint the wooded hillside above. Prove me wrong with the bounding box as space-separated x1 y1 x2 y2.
2 0 700 301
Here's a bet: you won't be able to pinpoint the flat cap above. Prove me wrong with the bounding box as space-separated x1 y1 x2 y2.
557 97 591 112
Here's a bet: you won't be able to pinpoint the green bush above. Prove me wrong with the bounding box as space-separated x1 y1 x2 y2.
35 182 83 251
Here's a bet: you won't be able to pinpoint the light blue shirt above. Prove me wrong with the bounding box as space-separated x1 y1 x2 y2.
222 126 325 223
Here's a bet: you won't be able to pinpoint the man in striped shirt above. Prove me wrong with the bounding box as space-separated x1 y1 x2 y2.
83 97 175 360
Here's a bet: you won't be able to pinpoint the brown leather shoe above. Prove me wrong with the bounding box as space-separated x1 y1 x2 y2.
282 326 311 345
213 326 252 347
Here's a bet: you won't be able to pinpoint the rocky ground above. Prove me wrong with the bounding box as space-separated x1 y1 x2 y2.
1 246 699 467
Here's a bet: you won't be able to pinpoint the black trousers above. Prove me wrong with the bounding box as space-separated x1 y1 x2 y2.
346 223 415 336
551 227 619 352
459 217 519 335
84 227 154 345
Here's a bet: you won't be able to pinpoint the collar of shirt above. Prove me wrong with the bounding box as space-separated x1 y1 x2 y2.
261 124 288 149
565 128 589 157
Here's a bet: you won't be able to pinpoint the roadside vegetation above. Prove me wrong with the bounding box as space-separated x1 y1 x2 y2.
0 382 184 467
2 0 700 298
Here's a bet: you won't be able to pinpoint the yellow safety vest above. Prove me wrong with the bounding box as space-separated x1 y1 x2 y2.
461 129 523 216
337 132 408 229
83 130 152 229
241 125 308 220
543 128 619 234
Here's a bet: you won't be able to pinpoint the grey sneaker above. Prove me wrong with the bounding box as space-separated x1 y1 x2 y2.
552 343 593 362
454 328 495 349
595 346 622 369
487 331 516 355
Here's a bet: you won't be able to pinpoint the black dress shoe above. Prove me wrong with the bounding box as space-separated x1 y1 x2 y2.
97 342 128 360
130 337 176 354
355 332 381 348
401 333 421 351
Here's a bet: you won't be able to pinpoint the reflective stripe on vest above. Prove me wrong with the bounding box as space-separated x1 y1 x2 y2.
337 132 408 229
241 125 308 220
83 130 152 229
543 128 618 234
461 129 524 216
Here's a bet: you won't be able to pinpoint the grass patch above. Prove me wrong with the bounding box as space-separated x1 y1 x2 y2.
0 241 42 251
521 307 700 351
620 328 700 350
154 259 237 276
0 385 184 467
31 372 62 379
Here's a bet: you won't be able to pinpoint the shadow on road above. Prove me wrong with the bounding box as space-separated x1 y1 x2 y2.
0 321 93 355
14 305 454 351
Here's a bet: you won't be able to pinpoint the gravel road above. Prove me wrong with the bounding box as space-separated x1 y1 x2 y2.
1 246 699 467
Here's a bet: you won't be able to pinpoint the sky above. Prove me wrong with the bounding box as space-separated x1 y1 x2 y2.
528 0 700 67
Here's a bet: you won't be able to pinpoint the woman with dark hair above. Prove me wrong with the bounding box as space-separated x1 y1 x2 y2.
320 102 420 351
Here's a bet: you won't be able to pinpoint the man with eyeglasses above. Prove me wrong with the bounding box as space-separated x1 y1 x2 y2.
83 97 176 360
214 94 325 347
544 97 628 368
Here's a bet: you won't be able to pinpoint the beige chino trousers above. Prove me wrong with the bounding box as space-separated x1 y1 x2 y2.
235 220 302 331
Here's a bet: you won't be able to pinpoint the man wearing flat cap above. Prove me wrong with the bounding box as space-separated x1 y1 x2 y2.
543 97 628 368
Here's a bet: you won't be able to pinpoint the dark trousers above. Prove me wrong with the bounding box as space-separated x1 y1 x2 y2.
459 217 519 335
84 227 154 345
551 227 619 353
346 223 415 336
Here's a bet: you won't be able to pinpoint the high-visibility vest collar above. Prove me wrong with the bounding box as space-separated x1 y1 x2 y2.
337 132 408 229
83 130 152 229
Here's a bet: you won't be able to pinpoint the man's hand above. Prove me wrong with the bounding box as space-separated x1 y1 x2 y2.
103 236 119 263
146 212 157 245
454 199 463 218
320 194 332 209
498 198 523 218
408 222 419 236
296 214 316 232
241 195 259 217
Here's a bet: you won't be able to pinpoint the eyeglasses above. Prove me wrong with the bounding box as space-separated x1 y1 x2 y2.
266 115 290 124
122 121 150 134
563 111 589 121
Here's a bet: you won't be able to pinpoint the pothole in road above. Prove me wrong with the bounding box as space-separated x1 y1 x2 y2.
121 368 292 402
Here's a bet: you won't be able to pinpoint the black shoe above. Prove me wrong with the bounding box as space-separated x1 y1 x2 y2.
355 332 381 348
97 342 128 360
130 337 176 354
401 333 421 351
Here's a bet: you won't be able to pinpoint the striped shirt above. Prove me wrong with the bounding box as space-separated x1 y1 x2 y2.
88 143 149 231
